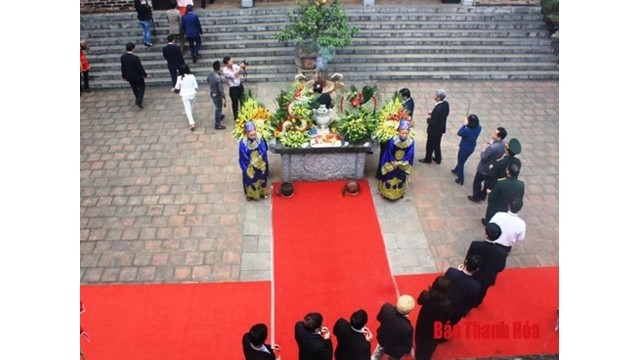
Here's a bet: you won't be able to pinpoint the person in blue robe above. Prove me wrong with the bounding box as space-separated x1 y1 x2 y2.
378 120 415 201
239 121 269 200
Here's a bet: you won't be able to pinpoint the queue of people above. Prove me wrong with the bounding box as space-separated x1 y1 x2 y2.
241 218 523 360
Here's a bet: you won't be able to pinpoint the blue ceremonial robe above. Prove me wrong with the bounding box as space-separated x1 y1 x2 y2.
239 136 269 200
378 135 415 200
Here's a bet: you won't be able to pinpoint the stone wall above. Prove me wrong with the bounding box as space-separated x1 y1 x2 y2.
81 0 134 13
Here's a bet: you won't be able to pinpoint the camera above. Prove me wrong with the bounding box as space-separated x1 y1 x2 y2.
240 59 248 77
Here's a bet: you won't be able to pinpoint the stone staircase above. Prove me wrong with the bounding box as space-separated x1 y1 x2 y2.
80 4 558 89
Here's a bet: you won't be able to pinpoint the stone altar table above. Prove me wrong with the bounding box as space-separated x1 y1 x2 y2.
271 141 376 182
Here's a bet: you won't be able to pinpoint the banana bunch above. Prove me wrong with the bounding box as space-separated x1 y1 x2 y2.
279 129 310 148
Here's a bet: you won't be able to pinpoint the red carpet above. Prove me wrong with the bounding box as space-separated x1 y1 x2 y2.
80 180 558 359
79 282 270 360
396 267 559 359
272 180 398 358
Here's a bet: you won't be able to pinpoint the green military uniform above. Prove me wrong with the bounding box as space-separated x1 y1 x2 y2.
486 138 522 191
486 177 525 222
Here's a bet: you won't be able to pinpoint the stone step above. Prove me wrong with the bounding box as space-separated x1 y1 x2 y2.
89 52 559 70
90 61 559 82
82 21 548 39
81 33 551 49
80 10 547 32
90 69 559 90
80 5 545 22
80 4 558 86
86 45 554 63
82 28 549 44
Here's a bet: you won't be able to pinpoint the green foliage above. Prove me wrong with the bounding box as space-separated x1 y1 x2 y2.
275 0 359 50
541 0 559 30
336 109 378 143
361 85 378 104
279 130 310 148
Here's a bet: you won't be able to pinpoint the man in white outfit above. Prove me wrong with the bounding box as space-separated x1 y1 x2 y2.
489 198 526 253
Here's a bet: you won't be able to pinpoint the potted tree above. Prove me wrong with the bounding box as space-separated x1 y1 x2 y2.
276 0 359 72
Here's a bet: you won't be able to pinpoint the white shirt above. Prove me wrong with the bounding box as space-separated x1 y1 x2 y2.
222 64 242 87
489 211 526 247
174 73 198 97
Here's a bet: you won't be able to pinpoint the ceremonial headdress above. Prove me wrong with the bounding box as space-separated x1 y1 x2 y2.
244 121 256 132
398 119 411 130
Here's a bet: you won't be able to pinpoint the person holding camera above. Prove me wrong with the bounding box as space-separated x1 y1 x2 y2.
222 56 245 121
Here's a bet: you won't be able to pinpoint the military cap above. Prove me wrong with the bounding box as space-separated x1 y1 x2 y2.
508 138 522 155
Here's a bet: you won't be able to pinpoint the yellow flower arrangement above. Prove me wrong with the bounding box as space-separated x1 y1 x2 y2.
372 96 414 142
232 96 274 140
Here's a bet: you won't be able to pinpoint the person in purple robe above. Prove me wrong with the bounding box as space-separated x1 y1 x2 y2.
239 121 269 200
378 120 415 200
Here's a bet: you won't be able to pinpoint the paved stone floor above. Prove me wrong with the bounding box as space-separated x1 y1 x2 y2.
80 79 558 285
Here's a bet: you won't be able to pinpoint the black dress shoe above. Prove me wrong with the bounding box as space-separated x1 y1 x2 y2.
220 114 226 121
481 218 487 226
214 125 226 130
454 179 463 185
418 158 431 164
451 169 456 174
136 103 144 109
467 195 481 203
434 159 441 164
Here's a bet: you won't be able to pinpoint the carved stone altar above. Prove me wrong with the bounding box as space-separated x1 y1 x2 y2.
272 141 375 182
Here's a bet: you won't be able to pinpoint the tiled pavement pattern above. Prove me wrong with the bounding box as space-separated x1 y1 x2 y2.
80 80 558 284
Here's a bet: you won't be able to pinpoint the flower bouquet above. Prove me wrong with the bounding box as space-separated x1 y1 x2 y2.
372 95 413 143
232 94 274 140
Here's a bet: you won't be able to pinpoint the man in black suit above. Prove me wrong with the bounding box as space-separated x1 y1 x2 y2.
465 223 508 307
444 255 482 326
419 88 449 164
333 309 371 360
241 323 279 360
162 34 185 88
120 42 147 108
294 312 333 360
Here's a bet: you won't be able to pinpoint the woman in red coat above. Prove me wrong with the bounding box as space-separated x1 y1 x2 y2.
80 40 91 94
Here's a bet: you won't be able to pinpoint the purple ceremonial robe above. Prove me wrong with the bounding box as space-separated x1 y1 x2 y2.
239 136 269 199
378 135 415 200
